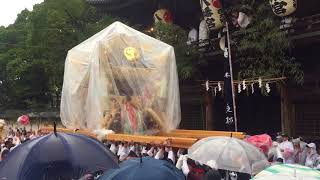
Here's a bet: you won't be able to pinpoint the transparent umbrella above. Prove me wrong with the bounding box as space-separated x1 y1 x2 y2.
188 136 269 175
253 174 319 180
253 164 320 179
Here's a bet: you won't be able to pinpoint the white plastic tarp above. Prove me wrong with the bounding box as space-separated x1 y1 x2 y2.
60 22 181 135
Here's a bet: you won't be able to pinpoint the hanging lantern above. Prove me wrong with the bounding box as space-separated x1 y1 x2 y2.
199 19 209 48
200 0 224 31
187 28 198 45
269 0 297 17
154 9 173 24
237 12 251 28
219 36 226 50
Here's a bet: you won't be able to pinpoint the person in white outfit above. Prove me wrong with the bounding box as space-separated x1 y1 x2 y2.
305 143 319 168
278 134 294 163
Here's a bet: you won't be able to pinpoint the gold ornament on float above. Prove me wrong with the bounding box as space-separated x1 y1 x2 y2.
124 47 140 62
269 0 297 17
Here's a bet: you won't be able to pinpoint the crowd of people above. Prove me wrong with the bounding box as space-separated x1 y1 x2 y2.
103 134 320 180
1 128 319 180
103 140 226 180
267 134 320 169
0 127 40 160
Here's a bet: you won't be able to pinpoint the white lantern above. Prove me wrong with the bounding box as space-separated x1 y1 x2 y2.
200 0 224 31
154 9 173 24
199 19 209 41
237 12 251 28
187 28 198 45
269 0 297 17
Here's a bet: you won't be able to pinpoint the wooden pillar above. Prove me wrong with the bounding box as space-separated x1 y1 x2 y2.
205 90 214 130
280 83 293 136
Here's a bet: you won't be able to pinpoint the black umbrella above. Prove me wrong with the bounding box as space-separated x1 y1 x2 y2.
0 127 119 180
99 157 185 180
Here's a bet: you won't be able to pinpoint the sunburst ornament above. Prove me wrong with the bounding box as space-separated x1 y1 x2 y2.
124 47 140 62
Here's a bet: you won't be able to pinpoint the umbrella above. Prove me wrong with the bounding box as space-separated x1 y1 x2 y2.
188 136 269 175
0 130 119 180
17 115 29 126
99 157 185 180
253 164 320 179
253 174 319 180
245 134 272 154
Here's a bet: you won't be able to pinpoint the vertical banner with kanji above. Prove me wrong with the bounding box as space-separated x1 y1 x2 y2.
223 31 235 131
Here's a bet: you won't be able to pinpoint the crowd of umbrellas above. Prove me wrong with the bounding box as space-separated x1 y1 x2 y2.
0 126 319 180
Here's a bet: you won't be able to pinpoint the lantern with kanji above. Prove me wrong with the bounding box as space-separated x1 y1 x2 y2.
200 0 224 31
269 0 297 17
154 9 173 24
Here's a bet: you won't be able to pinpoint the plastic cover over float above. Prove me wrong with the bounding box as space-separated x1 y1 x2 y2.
60 22 181 135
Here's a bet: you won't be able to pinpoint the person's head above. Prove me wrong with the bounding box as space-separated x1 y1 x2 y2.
80 174 94 180
276 135 283 143
1 149 9 160
201 169 221 180
306 143 316 154
282 134 289 141
292 138 301 149
4 141 12 148
276 158 284 163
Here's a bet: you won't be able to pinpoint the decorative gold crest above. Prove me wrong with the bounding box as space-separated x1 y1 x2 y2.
124 47 140 61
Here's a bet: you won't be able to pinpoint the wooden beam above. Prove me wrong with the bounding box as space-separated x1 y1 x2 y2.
280 83 293 136
39 127 197 148
205 89 214 130
106 134 197 149
159 129 246 139
40 127 97 139
39 128 245 148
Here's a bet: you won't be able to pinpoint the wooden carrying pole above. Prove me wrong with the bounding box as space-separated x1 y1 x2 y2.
40 127 197 148
39 127 246 148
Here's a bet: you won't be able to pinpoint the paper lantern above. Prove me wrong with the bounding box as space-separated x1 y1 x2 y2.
200 0 224 31
219 36 226 50
187 28 198 45
199 19 209 42
154 9 173 24
269 0 297 17
237 12 251 28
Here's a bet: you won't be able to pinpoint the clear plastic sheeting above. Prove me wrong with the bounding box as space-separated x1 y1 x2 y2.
61 21 181 135
188 136 269 175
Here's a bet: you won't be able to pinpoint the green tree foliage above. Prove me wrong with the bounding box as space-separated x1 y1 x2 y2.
0 0 116 109
153 1 303 83
226 0 303 83
153 23 205 79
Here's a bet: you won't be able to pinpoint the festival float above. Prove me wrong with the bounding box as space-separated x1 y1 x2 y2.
41 21 245 148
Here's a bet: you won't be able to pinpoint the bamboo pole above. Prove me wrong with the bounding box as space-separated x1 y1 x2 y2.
226 22 238 132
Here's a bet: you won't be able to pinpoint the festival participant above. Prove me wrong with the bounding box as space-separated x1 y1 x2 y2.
305 143 319 168
289 138 306 164
278 134 294 163
0 148 9 161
